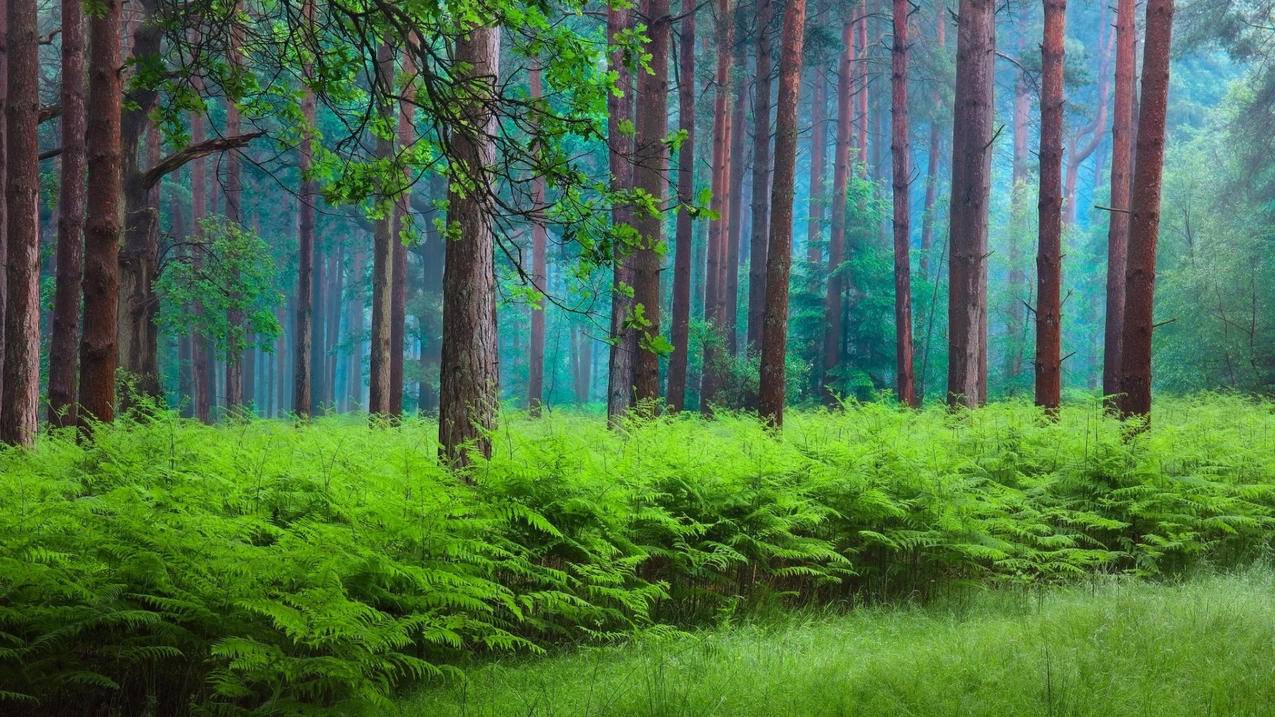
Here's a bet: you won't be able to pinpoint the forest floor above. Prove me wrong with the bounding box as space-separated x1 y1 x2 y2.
403 568 1275 717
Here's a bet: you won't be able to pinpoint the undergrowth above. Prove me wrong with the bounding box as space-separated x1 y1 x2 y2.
1 395 1272 714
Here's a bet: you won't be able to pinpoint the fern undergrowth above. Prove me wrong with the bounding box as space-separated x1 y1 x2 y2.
1 395 1272 714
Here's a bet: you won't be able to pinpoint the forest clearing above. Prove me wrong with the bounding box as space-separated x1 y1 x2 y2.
3 0 1275 713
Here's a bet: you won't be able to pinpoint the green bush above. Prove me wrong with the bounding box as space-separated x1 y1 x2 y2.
1 395 1272 714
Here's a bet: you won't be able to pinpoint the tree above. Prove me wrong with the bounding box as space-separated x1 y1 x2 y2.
223 5 246 412
48 0 87 428
438 24 501 465
666 0 696 412
804 66 827 265
746 0 773 353
367 44 395 418
631 0 671 408
890 0 916 407
389 52 416 420
606 4 638 424
946 0 995 408
1 0 39 445
1103 0 1136 401
1034 0 1067 411
724 74 746 358
757 0 808 427
1118 0 1174 419
820 19 855 403
700 0 734 412
0 0 6 421
293 0 318 418
528 63 547 416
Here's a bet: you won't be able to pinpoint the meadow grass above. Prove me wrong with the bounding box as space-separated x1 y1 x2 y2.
404 568 1275 717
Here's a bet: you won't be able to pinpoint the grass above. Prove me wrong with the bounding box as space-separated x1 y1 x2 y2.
405 568 1275 716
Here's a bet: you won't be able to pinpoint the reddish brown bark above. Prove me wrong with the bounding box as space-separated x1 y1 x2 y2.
746 0 773 353
804 67 827 265
666 0 696 412
1103 0 1136 401
724 76 747 358
389 55 415 420
1117 0 1174 419
606 5 638 423
700 0 734 412
890 0 916 407
293 2 317 418
632 0 672 408
918 0 946 279
368 44 395 418
820 21 855 402
0 4 7 415
1035 0 1067 412
1006 62 1029 384
190 107 213 422
1 0 39 445
48 0 87 428
757 0 807 428
438 25 501 465
945 0 995 408
528 64 547 415
855 7 869 173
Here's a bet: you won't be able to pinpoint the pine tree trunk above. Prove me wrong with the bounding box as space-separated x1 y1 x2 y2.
439 25 501 466
1034 0 1067 412
757 0 807 428
48 0 87 428
368 44 395 418
1117 0 1174 420
918 1 946 281
0 4 7 421
1 0 39 445
891 0 916 407
417 173 446 415
528 65 548 416
745 0 773 353
606 5 639 424
1006 64 1029 385
821 21 855 403
723 77 747 359
294 1 317 418
632 0 671 408
341 244 359 410
190 105 213 423
1103 0 1136 402
666 0 696 412
945 0 995 408
223 6 245 412
389 53 415 420
700 0 734 413
805 67 827 265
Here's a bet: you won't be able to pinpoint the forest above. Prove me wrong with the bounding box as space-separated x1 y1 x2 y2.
2 0 1275 714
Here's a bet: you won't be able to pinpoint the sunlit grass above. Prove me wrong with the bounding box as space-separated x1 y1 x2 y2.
404 568 1275 716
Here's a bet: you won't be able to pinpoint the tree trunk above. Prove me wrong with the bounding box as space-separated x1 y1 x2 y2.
294 3 317 418
1103 0 1136 402
805 67 827 265
439 24 501 466
417 173 446 415
48 0 86 428
757 0 807 428
1006 63 1029 385
820 21 855 403
945 0 995 408
1062 12 1114 228
368 44 395 418
1 0 39 445
190 107 213 423
745 0 772 353
1034 0 1066 412
0 3 7 422
632 0 672 408
700 0 734 413
389 54 415 420
528 64 548 415
341 243 359 410
855 7 869 174
918 1 946 280
606 5 638 424
723 75 747 358
1117 0 1173 420
891 0 916 407
666 0 696 412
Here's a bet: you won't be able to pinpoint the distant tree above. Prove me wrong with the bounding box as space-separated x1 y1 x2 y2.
1103 0 1136 402
746 0 774 354
701 0 735 413
890 0 916 407
821 19 855 403
666 0 697 412
528 63 547 416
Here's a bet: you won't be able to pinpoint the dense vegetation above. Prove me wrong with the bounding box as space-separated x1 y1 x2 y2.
2 395 1272 713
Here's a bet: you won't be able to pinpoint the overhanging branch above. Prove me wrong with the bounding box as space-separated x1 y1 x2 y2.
142 132 265 189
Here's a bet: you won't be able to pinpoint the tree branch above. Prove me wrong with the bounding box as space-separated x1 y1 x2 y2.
142 132 265 190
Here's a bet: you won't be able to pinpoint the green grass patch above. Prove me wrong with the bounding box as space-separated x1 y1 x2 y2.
407 569 1275 717
0 395 1273 713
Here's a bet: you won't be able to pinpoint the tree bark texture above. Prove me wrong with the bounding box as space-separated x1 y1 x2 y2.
1034 0 1067 412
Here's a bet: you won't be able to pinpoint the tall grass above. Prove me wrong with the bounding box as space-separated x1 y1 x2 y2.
0 395 1272 713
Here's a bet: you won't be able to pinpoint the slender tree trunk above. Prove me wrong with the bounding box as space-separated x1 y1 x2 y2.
341 244 359 410
1103 0 1136 402
190 108 213 423
417 173 446 415
757 0 807 428
805 67 827 265
223 9 245 412
746 0 773 353
632 0 672 408
667 0 696 411
294 8 316 417
439 25 501 466
918 0 946 280
945 0 995 408
1 0 39 445
891 0 916 407
700 0 734 413
0 4 7 418
723 76 747 359
368 44 395 418
1006 64 1029 385
528 64 548 415
606 5 638 423
855 6 869 174
389 54 415 420
1117 0 1173 420
820 21 855 402
48 0 87 428
1035 0 1067 412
